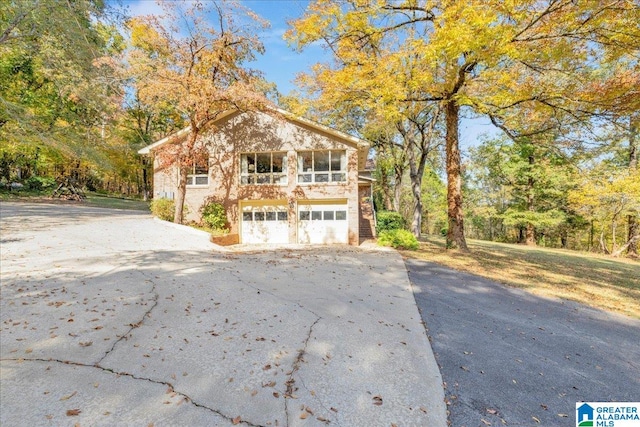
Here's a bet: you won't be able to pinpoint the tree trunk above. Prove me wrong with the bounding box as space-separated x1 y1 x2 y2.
525 154 536 246
408 146 428 238
393 166 402 212
599 228 610 255
627 115 638 256
444 100 468 251
142 161 149 201
612 234 640 257
173 165 188 224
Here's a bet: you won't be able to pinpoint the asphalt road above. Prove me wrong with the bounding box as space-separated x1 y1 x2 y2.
406 259 640 427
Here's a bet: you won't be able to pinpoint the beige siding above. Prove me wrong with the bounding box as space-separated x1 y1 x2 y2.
152 111 363 245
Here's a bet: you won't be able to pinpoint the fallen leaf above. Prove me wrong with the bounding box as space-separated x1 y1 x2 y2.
487 408 498 415
373 395 383 406
232 416 241 425
273 392 280 398
532 416 540 423
79 341 92 347
558 414 568 418
60 391 77 401
300 412 308 419
66 409 81 416
251 390 258 397
481 419 491 426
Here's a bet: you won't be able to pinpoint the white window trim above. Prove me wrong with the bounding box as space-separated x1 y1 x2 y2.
186 161 209 187
297 150 347 184
240 152 288 186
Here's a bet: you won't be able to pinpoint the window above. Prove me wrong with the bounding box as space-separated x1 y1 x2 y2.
242 210 288 221
299 209 348 221
241 152 288 185
297 151 346 183
187 158 209 186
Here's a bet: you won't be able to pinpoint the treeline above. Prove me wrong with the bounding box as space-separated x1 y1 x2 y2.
0 0 182 198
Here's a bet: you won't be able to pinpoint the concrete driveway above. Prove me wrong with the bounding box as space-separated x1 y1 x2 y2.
0 202 445 427
407 259 640 427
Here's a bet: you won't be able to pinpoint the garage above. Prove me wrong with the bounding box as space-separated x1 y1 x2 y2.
297 201 349 244
241 202 289 244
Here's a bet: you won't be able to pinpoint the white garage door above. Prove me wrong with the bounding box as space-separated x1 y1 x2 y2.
298 202 349 244
241 204 289 244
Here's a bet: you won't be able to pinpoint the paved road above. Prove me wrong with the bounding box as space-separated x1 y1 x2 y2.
0 202 446 427
406 259 640 427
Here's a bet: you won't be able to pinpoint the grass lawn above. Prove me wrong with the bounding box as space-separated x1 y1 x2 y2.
0 190 150 212
402 236 640 319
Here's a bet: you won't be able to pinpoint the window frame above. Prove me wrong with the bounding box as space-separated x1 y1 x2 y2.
240 152 288 185
186 158 209 187
297 150 347 184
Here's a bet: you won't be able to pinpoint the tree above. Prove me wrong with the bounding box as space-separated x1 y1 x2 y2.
128 0 273 223
467 136 579 246
286 0 640 251
569 166 640 256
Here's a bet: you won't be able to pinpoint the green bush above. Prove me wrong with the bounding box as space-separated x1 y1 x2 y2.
378 229 419 250
25 176 56 191
200 199 228 230
376 211 406 233
150 198 175 221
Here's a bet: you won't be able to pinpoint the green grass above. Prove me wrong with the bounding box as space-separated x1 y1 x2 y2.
83 193 150 211
0 189 150 212
403 236 640 319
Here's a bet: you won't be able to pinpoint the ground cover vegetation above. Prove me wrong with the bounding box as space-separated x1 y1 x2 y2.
2 1 638 259
404 237 640 319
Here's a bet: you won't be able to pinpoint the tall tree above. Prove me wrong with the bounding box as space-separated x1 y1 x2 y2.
286 0 640 251
128 0 272 223
1 0 123 152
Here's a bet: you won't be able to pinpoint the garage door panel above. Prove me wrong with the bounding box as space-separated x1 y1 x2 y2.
298 203 348 244
241 204 288 244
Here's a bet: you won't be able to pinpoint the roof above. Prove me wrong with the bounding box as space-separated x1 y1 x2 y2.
137 108 370 155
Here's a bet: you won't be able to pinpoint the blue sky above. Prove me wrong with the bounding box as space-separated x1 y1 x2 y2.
123 0 497 147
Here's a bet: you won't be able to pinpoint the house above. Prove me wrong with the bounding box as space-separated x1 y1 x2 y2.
138 109 375 245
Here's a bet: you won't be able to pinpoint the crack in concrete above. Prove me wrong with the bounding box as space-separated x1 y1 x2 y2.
0 356 265 427
284 317 321 427
96 270 159 365
297 375 341 426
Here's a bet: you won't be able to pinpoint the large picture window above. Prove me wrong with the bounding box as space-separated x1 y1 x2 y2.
186 158 209 186
240 152 288 185
297 151 346 183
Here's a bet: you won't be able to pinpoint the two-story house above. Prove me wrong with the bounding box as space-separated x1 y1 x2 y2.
138 109 375 245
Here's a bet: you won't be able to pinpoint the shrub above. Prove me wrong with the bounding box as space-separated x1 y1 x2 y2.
200 199 228 231
376 211 406 233
377 229 419 250
25 176 56 191
150 198 175 221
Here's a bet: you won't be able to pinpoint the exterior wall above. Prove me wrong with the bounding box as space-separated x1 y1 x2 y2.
152 111 362 245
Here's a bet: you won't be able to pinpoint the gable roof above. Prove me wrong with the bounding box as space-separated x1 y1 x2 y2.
137 108 370 155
